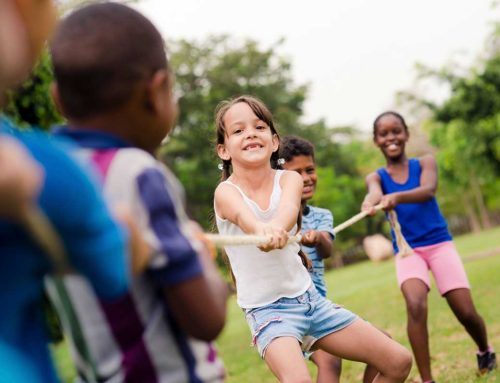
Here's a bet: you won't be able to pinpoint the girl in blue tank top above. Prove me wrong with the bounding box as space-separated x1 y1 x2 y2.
362 111 496 382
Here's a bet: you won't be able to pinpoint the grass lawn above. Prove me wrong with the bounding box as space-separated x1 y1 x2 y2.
54 227 500 382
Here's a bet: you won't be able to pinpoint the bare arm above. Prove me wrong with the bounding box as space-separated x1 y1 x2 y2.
361 172 383 215
214 182 260 233
163 240 228 342
380 155 438 210
301 230 333 259
271 170 303 232
214 171 303 251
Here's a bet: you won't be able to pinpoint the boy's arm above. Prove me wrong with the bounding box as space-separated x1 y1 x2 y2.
380 155 438 210
301 209 334 259
139 168 227 341
302 230 333 259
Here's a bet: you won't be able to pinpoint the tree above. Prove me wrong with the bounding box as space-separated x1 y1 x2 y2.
161 36 308 226
396 22 500 230
4 51 63 130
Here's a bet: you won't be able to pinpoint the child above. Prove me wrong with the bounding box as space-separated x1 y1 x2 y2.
49 3 228 382
214 95 412 383
0 1 129 382
361 111 497 382
280 135 379 383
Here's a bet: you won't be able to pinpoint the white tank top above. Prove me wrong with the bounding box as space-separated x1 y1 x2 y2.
215 170 311 309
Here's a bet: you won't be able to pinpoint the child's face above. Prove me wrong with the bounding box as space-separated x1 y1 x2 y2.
374 115 409 160
217 102 278 166
283 154 317 202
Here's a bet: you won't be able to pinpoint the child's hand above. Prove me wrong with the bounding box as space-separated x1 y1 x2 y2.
301 230 320 247
380 193 399 211
361 200 378 216
256 223 288 252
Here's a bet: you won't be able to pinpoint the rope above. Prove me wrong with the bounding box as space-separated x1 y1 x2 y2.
22 206 99 383
332 204 384 234
205 203 413 258
204 233 302 247
21 206 69 273
388 210 413 258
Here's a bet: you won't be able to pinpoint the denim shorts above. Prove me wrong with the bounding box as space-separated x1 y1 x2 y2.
244 285 357 358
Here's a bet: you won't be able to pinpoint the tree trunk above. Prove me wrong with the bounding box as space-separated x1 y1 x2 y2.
470 173 492 229
463 192 481 233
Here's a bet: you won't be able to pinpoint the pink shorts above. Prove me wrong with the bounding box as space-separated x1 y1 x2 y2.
395 241 470 296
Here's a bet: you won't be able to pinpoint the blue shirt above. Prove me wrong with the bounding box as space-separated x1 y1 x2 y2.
377 158 452 253
301 205 335 297
0 117 129 383
52 127 224 383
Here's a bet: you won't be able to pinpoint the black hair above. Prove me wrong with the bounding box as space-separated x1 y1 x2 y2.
279 135 315 162
372 111 409 137
50 2 167 119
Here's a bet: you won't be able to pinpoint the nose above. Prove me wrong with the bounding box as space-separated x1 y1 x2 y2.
245 126 258 138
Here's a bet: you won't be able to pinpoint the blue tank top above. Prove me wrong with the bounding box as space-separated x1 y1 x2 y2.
377 158 452 253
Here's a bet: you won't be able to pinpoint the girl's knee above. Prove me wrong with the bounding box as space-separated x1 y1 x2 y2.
406 299 427 321
382 345 413 380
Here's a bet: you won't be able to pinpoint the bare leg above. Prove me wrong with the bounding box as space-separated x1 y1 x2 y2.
401 278 433 382
445 288 489 351
264 336 313 383
310 350 341 383
363 327 392 383
314 319 412 383
363 363 379 383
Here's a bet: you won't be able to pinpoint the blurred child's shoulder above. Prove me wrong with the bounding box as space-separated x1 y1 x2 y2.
307 205 332 217
112 147 171 177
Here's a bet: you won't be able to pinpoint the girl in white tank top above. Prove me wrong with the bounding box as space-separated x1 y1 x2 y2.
213 96 412 382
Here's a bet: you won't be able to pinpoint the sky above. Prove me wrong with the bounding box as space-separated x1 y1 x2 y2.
135 0 498 131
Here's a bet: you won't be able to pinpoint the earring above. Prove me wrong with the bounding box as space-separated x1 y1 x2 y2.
277 158 285 166
217 163 224 170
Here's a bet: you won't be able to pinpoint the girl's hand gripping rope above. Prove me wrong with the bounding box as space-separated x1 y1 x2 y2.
255 223 289 252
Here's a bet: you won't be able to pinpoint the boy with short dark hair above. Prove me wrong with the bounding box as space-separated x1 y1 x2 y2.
279 135 379 383
0 1 130 382
50 3 227 382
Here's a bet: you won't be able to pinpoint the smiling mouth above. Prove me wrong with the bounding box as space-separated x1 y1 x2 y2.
386 143 399 150
243 143 262 150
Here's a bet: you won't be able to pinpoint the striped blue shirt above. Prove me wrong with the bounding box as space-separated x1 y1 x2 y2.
52 127 225 383
301 205 335 297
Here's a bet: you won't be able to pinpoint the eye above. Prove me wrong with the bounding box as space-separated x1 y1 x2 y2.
256 125 266 130
233 128 242 135
306 168 316 174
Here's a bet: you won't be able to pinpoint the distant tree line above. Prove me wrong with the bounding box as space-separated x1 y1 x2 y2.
6 24 499 265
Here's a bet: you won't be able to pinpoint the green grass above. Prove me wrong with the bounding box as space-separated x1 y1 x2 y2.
54 227 500 382
218 227 500 382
